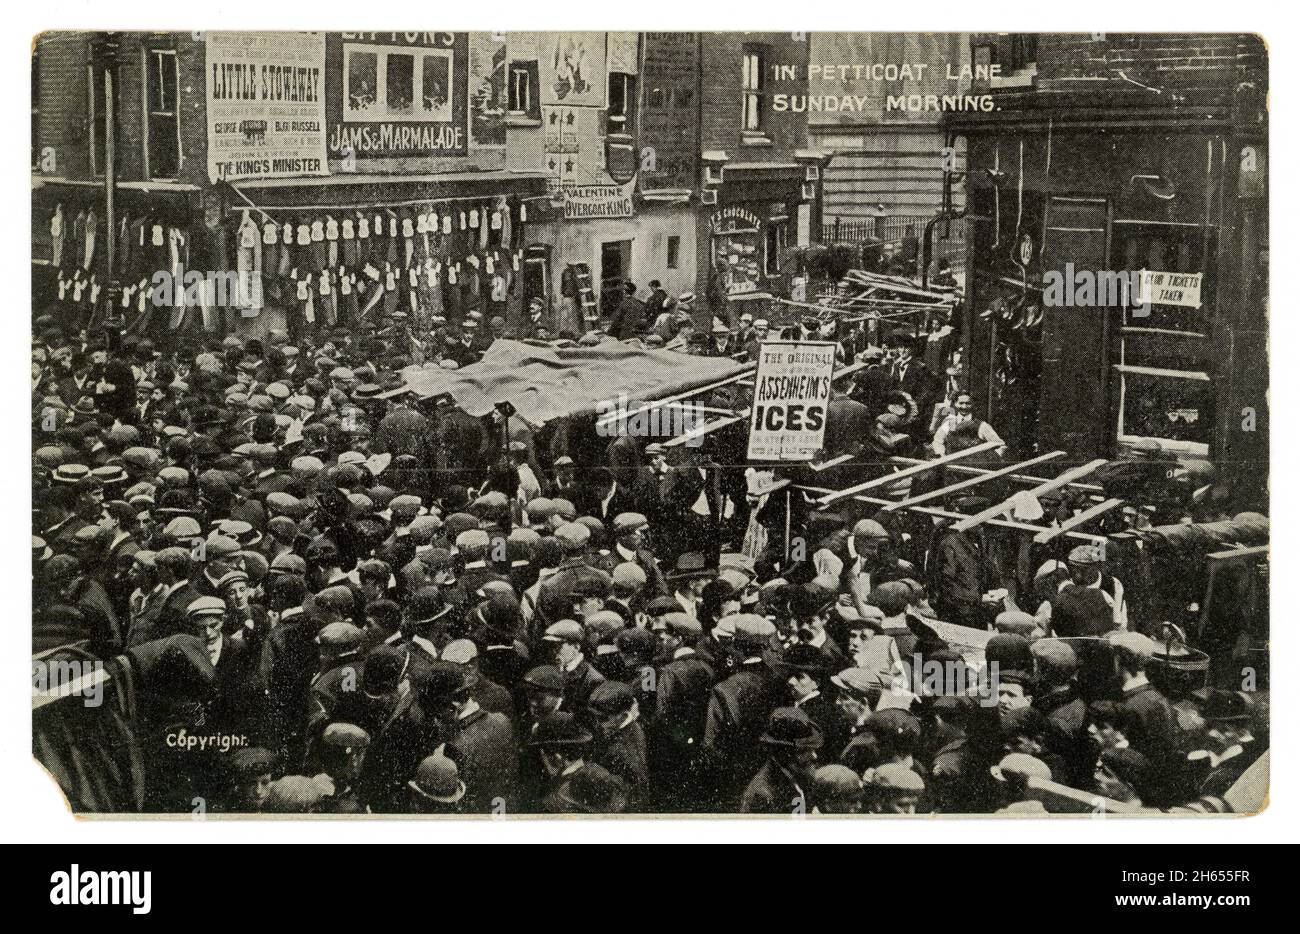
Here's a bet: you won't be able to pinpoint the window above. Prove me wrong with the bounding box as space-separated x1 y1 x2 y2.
666 236 680 270
607 72 635 135
509 63 530 114
1110 222 1217 456
343 43 453 123
765 221 787 276
87 56 118 177
741 46 765 133
507 61 540 120
144 48 179 180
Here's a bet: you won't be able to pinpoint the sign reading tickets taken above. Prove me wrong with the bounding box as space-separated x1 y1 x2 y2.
1135 270 1204 309
205 32 328 183
747 341 837 461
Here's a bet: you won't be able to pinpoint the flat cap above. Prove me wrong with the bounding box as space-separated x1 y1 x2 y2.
587 680 635 714
653 611 702 638
186 596 227 618
553 522 590 548
731 613 777 647
321 722 371 750
316 621 365 649
522 665 564 694
612 512 649 535
543 619 585 644
441 639 479 665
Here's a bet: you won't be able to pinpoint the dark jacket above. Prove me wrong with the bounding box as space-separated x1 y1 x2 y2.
446 705 518 813
740 758 807 814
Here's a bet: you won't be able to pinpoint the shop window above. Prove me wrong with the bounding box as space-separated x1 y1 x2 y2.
144 48 180 180
1110 222 1217 456
607 72 635 136
343 43 452 123
508 61 539 119
741 45 766 134
765 221 787 276
666 236 680 270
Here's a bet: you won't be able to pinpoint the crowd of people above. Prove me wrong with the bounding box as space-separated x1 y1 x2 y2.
31 281 1267 816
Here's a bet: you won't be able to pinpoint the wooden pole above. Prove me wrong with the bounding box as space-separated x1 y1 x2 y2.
815 440 1001 506
883 450 1065 512
952 458 1108 532
1032 497 1124 544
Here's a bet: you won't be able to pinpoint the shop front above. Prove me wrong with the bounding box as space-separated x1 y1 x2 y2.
699 167 812 327
958 126 1267 502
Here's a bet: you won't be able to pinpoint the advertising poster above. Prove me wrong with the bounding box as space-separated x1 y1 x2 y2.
540 32 606 107
205 32 328 183
325 32 469 159
747 341 837 461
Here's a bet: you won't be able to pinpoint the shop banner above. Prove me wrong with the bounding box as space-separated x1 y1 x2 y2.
1136 270 1204 309
540 32 606 107
747 341 837 461
326 32 469 159
563 180 635 219
205 32 328 183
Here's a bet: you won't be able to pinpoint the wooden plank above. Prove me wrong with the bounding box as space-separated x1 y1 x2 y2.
1032 497 1124 544
889 455 1105 493
594 367 756 428
1204 545 1269 561
808 453 855 472
798 485 1084 538
816 440 1001 506
953 459 1108 532
662 415 746 448
883 451 1065 512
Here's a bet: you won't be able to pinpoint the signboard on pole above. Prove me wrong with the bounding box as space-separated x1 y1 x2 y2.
747 341 836 461
205 32 328 183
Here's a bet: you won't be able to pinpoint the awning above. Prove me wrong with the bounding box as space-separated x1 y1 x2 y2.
233 170 552 190
387 339 750 426
224 170 552 210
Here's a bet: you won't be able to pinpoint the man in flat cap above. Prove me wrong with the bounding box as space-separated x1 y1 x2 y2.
527 711 606 813
313 723 371 814
741 707 823 814
1109 630 1177 766
543 619 606 713
1030 639 1093 788
704 614 782 808
610 512 668 601
588 680 649 809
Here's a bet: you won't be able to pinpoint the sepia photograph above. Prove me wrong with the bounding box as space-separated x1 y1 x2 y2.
27 25 1271 826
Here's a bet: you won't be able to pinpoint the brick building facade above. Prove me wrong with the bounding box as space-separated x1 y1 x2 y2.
948 33 1268 506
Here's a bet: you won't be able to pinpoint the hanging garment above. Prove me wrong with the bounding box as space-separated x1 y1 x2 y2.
168 227 189 331
117 214 131 276
50 204 65 268
342 216 358 266
325 215 340 268
236 210 263 313
83 210 97 271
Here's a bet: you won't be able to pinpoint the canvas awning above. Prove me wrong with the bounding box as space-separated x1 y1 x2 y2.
386 340 751 426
